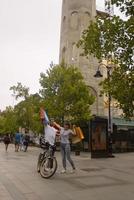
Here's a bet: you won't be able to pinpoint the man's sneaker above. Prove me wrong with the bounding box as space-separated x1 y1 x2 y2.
61 169 66 174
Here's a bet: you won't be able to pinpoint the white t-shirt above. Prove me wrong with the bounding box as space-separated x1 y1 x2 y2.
60 128 73 144
44 125 57 146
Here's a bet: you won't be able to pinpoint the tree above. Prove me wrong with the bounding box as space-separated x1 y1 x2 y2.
10 82 29 100
14 94 43 133
111 0 133 16
0 106 17 134
39 63 94 124
0 115 6 134
78 0 134 118
10 83 43 133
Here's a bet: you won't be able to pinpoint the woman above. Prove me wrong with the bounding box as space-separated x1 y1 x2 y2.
3 133 10 152
54 122 76 173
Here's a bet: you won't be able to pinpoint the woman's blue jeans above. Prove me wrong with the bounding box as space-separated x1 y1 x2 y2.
60 143 75 170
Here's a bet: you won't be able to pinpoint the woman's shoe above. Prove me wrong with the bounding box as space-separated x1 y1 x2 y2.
70 169 76 174
61 169 66 174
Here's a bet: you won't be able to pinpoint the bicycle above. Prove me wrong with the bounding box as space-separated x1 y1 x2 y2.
37 138 58 179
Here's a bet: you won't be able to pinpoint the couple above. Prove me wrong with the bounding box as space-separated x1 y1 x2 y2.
44 121 76 174
15 130 30 152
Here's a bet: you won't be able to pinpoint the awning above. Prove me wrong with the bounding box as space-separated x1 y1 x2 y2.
113 118 134 127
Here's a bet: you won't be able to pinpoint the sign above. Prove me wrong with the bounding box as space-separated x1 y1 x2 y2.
90 117 109 158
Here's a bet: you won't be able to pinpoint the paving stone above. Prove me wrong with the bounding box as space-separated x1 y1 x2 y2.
0 143 134 200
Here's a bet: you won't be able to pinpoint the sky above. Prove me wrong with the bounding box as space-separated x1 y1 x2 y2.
0 0 115 110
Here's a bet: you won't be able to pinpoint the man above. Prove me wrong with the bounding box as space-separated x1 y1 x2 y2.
44 123 58 146
23 129 30 152
15 131 21 152
3 133 10 152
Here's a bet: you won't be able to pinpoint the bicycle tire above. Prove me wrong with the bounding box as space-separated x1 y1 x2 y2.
37 153 43 173
40 157 57 179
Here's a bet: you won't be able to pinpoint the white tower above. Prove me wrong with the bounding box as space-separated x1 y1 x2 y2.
59 0 105 116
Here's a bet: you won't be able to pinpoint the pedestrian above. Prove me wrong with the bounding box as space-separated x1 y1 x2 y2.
54 122 76 174
3 133 10 152
23 129 30 152
15 131 21 152
20 133 24 151
108 136 115 158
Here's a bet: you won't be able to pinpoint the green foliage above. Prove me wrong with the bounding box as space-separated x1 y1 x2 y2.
10 82 29 100
14 93 43 133
111 0 134 16
40 64 94 123
0 115 6 134
0 65 94 133
0 91 43 135
101 69 134 118
78 0 134 118
9 82 43 133
0 106 17 134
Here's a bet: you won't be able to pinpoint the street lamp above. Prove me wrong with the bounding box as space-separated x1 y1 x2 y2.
94 63 113 138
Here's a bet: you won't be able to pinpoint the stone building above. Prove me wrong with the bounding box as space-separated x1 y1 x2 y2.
59 0 106 116
59 0 134 152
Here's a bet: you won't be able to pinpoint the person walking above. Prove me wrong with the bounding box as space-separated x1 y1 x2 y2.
3 133 10 152
54 122 76 173
23 130 30 152
15 131 21 152
20 133 24 151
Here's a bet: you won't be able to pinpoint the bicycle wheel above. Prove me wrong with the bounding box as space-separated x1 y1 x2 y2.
40 157 57 179
37 153 43 173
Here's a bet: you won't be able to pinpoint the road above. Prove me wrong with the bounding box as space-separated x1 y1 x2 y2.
0 143 134 200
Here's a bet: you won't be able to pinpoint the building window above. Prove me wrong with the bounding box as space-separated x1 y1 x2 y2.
62 16 66 29
70 11 78 29
82 11 91 27
63 16 66 23
72 42 78 63
62 47 66 61
85 11 91 16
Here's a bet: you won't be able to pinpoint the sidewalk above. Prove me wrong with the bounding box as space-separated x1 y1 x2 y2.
0 143 134 200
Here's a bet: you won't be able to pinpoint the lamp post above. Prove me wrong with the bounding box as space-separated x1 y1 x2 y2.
94 63 113 138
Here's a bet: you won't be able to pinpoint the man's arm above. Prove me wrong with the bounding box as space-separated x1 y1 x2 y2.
53 122 61 130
